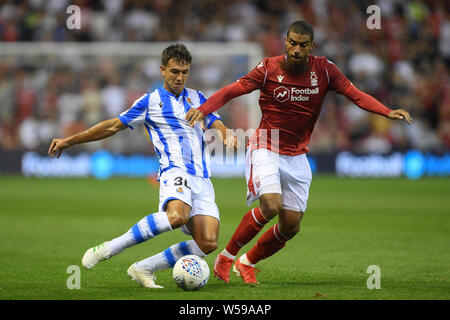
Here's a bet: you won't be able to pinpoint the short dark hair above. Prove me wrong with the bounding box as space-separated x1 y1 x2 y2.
287 20 314 42
161 44 192 66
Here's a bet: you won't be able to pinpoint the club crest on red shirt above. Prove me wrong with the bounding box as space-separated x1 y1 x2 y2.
310 72 318 86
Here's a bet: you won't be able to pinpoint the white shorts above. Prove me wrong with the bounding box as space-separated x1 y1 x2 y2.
246 148 312 212
158 167 220 235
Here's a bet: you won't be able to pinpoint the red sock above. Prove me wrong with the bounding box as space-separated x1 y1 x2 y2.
226 207 268 256
246 224 289 264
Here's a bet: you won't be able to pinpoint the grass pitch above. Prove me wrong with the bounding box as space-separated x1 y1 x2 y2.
0 175 448 300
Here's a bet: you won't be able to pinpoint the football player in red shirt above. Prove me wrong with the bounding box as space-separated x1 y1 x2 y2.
186 20 413 285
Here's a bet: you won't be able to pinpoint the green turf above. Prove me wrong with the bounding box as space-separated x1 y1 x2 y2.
0 175 449 300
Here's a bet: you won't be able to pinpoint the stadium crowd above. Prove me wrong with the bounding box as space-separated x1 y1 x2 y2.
0 0 449 155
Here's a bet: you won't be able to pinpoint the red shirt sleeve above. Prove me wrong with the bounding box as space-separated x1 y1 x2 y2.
325 59 391 116
238 58 268 91
342 85 392 116
198 58 268 115
197 81 249 115
325 59 352 94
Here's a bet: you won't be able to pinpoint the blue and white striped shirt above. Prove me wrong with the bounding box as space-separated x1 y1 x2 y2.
118 87 221 178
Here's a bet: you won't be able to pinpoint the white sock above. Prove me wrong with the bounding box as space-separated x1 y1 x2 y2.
107 232 135 256
221 249 236 260
107 211 172 256
136 240 206 271
239 253 255 267
136 252 170 271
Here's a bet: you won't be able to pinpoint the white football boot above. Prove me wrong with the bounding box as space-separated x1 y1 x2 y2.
81 242 111 269
127 263 163 289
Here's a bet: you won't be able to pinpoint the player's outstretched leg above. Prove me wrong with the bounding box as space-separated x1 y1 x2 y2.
234 224 289 284
81 211 172 269
214 207 269 282
128 239 206 288
234 210 303 284
127 214 218 288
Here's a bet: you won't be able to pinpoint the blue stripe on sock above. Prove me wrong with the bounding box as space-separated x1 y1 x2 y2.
146 214 160 237
131 224 144 243
179 241 192 256
163 247 177 267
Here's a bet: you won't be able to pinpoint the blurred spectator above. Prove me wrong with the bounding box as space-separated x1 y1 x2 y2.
81 78 102 126
101 74 126 118
0 0 448 155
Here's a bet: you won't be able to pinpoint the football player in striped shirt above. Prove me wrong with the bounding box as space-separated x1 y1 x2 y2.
48 44 237 288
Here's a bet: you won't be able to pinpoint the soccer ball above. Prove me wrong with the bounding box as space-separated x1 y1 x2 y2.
173 255 210 291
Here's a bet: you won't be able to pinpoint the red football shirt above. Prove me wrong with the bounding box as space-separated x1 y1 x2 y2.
199 54 392 156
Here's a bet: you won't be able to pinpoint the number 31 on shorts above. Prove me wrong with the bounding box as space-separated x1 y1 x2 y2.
174 176 191 189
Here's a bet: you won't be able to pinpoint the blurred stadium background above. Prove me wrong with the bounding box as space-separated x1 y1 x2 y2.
0 0 448 179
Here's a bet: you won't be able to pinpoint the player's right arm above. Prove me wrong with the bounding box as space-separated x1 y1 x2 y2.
185 59 268 127
49 93 149 158
185 82 249 126
48 117 127 158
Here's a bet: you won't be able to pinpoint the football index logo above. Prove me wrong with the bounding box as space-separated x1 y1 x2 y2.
274 86 290 102
274 86 319 102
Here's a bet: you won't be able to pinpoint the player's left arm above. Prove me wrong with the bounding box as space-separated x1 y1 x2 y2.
210 119 239 151
326 59 413 124
342 84 413 124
